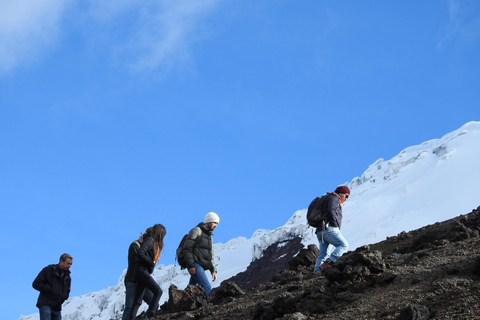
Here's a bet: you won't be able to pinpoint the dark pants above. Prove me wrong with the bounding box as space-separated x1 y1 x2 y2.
122 281 154 320
130 267 162 319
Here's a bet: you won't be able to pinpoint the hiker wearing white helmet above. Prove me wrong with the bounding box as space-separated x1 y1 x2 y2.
182 212 219 295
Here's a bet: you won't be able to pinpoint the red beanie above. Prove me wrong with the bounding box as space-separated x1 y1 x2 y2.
335 186 350 195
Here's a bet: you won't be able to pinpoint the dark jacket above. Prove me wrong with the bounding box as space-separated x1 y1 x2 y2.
316 193 343 233
125 240 141 283
183 223 216 273
135 233 156 274
32 264 71 311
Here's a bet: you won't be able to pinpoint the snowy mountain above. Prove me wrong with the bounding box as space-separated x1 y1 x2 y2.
19 121 480 320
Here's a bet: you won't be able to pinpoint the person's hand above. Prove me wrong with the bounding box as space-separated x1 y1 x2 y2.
188 267 196 275
212 272 217 282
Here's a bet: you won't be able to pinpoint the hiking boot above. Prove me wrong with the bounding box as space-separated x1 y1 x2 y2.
320 258 334 270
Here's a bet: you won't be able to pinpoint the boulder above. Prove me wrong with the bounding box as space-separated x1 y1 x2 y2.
164 284 208 312
288 244 319 272
210 281 245 305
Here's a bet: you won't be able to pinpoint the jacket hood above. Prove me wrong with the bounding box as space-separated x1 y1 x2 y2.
143 232 152 241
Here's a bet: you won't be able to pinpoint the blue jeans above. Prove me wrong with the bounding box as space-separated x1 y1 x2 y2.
122 281 155 320
39 306 61 320
188 263 212 296
314 226 349 272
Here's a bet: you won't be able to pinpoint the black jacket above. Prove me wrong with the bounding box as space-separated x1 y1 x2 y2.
125 240 141 283
135 233 156 274
183 223 216 273
32 264 71 311
316 193 343 233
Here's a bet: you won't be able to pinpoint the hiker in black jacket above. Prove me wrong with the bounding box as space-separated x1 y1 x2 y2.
122 236 155 320
129 224 166 320
183 212 219 296
32 253 72 320
313 186 350 272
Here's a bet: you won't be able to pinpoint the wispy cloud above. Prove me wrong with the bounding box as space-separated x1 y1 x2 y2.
0 0 71 73
118 0 222 73
438 0 480 48
0 0 222 75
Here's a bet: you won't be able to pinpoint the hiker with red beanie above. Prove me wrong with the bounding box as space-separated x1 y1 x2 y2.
313 185 351 272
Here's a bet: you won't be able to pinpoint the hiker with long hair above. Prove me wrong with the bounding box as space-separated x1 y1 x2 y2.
122 235 155 320
129 224 166 319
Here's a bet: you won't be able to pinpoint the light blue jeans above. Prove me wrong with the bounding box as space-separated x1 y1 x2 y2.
39 305 61 320
314 226 349 272
188 263 212 296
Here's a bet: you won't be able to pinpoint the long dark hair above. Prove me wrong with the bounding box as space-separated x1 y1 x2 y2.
146 224 166 263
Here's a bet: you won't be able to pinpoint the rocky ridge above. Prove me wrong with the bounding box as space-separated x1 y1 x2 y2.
143 206 480 320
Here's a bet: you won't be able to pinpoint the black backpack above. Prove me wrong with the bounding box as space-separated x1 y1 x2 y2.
306 194 330 229
175 227 201 269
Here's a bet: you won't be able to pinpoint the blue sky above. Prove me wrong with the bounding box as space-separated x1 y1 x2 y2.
1 1 479 319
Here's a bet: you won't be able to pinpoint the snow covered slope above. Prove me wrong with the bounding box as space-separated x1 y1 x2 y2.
19 121 480 320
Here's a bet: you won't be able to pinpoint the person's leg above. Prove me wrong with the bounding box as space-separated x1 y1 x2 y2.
39 306 52 320
122 281 136 320
314 231 331 272
142 276 162 317
188 270 198 287
189 263 211 295
129 281 146 320
142 287 154 306
322 227 348 263
51 309 62 320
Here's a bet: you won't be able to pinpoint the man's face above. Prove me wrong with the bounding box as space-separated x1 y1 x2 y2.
59 258 73 271
205 222 218 231
339 193 349 203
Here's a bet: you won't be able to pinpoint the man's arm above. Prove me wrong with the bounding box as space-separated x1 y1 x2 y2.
209 245 217 277
32 266 52 294
183 227 201 270
326 195 341 227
